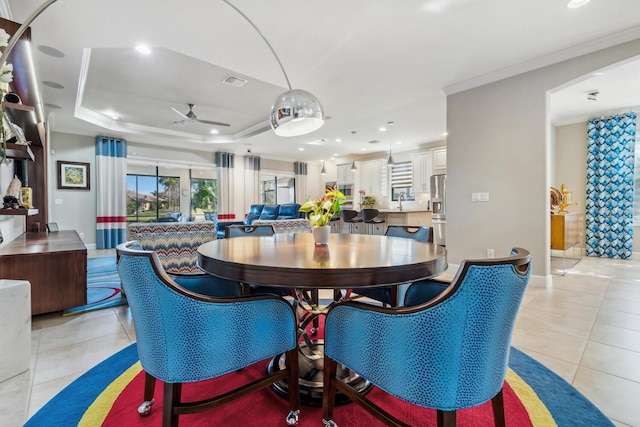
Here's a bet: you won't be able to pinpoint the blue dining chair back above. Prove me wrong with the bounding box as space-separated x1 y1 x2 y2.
354 225 434 306
116 241 300 426
225 224 275 238
322 247 531 427
385 225 433 243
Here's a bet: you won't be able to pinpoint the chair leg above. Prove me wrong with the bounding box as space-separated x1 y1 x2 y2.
285 348 300 425
311 289 320 336
322 355 339 425
491 388 506 427
163 382 181 427
137 371 156 416
437 410 456 427
390 285 399 307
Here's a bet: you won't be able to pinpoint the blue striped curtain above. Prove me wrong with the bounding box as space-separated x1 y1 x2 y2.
95 136 127 249
585 112 636 259
215 152 235 220
294 162 307 203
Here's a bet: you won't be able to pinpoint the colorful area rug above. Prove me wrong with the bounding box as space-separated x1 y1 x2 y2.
25 344 612 426
62 257 126 316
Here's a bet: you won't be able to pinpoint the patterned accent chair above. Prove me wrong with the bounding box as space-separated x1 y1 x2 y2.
116 242 300 427
127 222 240 297
354 226 434 307
322 248 531 427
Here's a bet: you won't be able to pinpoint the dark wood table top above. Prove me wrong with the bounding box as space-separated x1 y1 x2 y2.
0 230 86 256
198 233 447 289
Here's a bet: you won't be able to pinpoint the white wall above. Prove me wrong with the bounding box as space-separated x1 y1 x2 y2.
47 132 97 245
446 37 640 279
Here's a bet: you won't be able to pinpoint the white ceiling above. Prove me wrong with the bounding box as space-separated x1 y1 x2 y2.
4 0 640 164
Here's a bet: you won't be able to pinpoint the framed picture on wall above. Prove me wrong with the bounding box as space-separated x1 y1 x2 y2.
57 161 90 190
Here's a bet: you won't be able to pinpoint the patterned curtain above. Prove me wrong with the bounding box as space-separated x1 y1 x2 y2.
244 156 261 207
294 162 308 203
216 152 235 220
585 112 636 259
95 136 127 249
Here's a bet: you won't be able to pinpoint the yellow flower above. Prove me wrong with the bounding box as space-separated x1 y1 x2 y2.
299 186 346 227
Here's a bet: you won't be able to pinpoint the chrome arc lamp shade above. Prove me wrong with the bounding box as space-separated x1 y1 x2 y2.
271 89 324 137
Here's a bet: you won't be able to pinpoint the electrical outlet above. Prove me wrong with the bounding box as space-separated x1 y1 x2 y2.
486 248 495 258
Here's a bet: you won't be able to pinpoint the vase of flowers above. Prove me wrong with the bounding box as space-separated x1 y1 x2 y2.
299 186 346 246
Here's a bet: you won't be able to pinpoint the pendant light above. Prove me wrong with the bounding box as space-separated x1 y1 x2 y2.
386 121 395 167
221 1 325 137
320 160 327 175
350 131 358 172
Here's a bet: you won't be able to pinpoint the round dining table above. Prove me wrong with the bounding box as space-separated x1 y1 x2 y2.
197 232 448 406
198 233 447 289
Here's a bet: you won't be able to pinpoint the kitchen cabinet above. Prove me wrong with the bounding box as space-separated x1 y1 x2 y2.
336 164 353 184
412 152 433 193
0 231 87 315
385 211 432 228
433 147 447 172
359 160 386 196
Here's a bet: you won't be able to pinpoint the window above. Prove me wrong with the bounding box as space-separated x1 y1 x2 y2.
126 172 180 222
390 161 415 201
190 173 217 221
260 174 296 204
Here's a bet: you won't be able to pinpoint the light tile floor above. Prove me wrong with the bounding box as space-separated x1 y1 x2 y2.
1 251 639 426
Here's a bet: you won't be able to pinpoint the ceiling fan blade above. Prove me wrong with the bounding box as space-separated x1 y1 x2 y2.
196 118 231 127
170 106 193 122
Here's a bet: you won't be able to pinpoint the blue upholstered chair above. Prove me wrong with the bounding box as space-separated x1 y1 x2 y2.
354 226 434 307
223 224 291 297
116 241 300 426
225 224 276 238
322 248 531 427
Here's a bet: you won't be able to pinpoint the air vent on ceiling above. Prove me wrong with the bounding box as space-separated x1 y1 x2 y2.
223 75 248 87
368 140 381 144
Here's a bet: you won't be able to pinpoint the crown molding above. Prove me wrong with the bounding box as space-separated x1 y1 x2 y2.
443 26 640 96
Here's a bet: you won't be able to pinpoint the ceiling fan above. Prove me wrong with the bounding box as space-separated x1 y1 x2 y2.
169 103 230 127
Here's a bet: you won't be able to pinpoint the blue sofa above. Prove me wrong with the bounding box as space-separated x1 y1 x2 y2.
216 203 302 238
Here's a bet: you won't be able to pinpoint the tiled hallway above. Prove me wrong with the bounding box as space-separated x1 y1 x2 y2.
1 251 639 426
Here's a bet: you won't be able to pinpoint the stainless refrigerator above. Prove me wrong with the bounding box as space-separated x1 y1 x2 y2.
430 174 446 246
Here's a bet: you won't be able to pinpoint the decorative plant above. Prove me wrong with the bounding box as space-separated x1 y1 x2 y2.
362 195 376 206
299 186 346 227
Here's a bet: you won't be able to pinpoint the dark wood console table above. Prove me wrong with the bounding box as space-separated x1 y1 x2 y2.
0 231 87 315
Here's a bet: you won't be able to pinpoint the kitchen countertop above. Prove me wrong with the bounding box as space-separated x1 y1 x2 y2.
372 209 433 213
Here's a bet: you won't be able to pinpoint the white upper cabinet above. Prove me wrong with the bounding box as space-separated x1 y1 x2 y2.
412 152 433 193
337 164 353 184
433 147 447 172
359 160 386 196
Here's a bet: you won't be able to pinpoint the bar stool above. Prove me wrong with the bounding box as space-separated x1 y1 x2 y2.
340 209 363 234
361 208 385 235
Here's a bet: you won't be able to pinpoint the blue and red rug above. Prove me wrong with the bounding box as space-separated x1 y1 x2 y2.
62 257 126 316
24 344 612 426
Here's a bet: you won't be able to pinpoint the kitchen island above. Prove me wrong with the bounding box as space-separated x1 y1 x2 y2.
339 209 432 234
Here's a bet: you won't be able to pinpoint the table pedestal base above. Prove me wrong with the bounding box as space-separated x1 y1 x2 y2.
267 340 372 407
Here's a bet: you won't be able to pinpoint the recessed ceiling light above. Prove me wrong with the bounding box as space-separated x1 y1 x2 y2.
567 0 590 8
135 44 151 54
210 129 219 134
299 148 304 151
379 127 387 132
442 131 448 136
333 153 338 157
335 138 342 143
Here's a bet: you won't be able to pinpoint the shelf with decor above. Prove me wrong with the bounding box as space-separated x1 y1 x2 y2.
1 16 48 231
